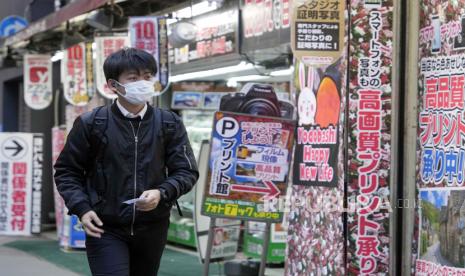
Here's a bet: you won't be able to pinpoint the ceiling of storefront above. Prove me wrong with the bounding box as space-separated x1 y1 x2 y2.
0 0 192 62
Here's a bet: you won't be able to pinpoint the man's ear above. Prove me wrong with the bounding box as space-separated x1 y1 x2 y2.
108 79 124 95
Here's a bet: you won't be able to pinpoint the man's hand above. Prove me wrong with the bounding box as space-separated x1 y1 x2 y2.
80 210 104 238
136 189 161 212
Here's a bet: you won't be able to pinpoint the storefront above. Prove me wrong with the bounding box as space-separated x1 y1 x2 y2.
3 0 465 274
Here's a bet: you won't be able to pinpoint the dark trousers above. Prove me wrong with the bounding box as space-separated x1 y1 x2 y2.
85 217 170 276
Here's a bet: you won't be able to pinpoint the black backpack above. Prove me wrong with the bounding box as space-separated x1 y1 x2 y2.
81 105 183 216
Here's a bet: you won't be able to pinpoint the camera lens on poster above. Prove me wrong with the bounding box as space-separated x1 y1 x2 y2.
219 83 294 119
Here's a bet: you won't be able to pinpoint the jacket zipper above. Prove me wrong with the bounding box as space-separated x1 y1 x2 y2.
130 121 141 236
184 145 193 169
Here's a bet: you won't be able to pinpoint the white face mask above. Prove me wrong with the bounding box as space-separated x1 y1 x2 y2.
114 80 159 105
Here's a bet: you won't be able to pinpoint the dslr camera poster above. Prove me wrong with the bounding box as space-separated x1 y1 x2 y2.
415 0 465 274
202 112 295 222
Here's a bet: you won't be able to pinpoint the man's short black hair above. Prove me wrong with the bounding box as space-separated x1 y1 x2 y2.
103 47 157 81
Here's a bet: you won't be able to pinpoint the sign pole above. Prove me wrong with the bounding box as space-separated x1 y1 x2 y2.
203 217 216 276
258 221 271 276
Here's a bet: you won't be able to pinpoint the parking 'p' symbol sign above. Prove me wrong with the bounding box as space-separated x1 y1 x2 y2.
216 117 239 138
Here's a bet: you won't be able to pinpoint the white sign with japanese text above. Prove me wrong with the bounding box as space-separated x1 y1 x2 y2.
95 35 129 99
0 133 43 236
129 17 159 81
62 43 90 106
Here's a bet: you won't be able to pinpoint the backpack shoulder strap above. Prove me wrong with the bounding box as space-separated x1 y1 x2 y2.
161 108 178 136
154 107 184 216
81 105 109 161
156 108 178 145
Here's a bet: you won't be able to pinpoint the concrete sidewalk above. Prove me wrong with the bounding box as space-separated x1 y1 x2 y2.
0 235 79 276
0 233 285 276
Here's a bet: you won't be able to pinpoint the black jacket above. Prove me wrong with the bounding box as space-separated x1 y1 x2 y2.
54 103 199 227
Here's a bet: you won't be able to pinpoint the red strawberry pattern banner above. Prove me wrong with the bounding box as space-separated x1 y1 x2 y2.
414 0 465 275
286 0 348 273
347 0 394 274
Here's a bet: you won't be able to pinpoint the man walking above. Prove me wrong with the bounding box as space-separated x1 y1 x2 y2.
54 47 199 276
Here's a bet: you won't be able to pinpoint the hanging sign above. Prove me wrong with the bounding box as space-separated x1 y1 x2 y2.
291 0 345 66
129 16 169 92
23 54 52 110
169 7 239 75
241 0 291 51
202 112 294 222
0 133 43 236
62 43 91 106
95 34 129 99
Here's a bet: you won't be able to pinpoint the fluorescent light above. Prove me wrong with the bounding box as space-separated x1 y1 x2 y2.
228 75 269 82
270 66 294 77
51 51 64 62
227 75 269 87
170 62 263 82
92 42 97 59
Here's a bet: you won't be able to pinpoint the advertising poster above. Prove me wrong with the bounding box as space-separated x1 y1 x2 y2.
415 1 465 274
0 133 43 236
286 1 347 274
62 43 90 106
202 112 295 222
291 0 345 66
52 127 66 242
241 0 291 51
292 61 342 187
95 34 129 99
23 54 52 110
195 140 240 262
346 0 394 274
129 16 169 91
286 63 346 275
170 8 238 66
171 91 203 109
203 93 225 110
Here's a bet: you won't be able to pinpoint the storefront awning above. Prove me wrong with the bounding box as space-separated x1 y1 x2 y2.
0 0 109 49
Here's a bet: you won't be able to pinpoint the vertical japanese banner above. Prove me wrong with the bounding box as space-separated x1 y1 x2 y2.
62 43 91 106
286 0 347 274
23 54 52 110
347 0 393 274
85 42 95 100
95 34 129 99
31 134 43 234
202 112 295 222
129 17 169 92
415 1 465 274
52 127 66 243
0 133 43 235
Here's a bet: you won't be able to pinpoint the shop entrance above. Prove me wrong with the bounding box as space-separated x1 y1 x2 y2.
2 78 20 132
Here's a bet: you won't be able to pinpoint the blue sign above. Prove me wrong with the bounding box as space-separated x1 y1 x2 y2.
0 15 28 37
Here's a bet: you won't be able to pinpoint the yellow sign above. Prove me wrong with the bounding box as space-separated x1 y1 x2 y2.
291 0 346 66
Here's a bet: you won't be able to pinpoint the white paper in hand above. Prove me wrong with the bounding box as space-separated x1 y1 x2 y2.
123 198 145 205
